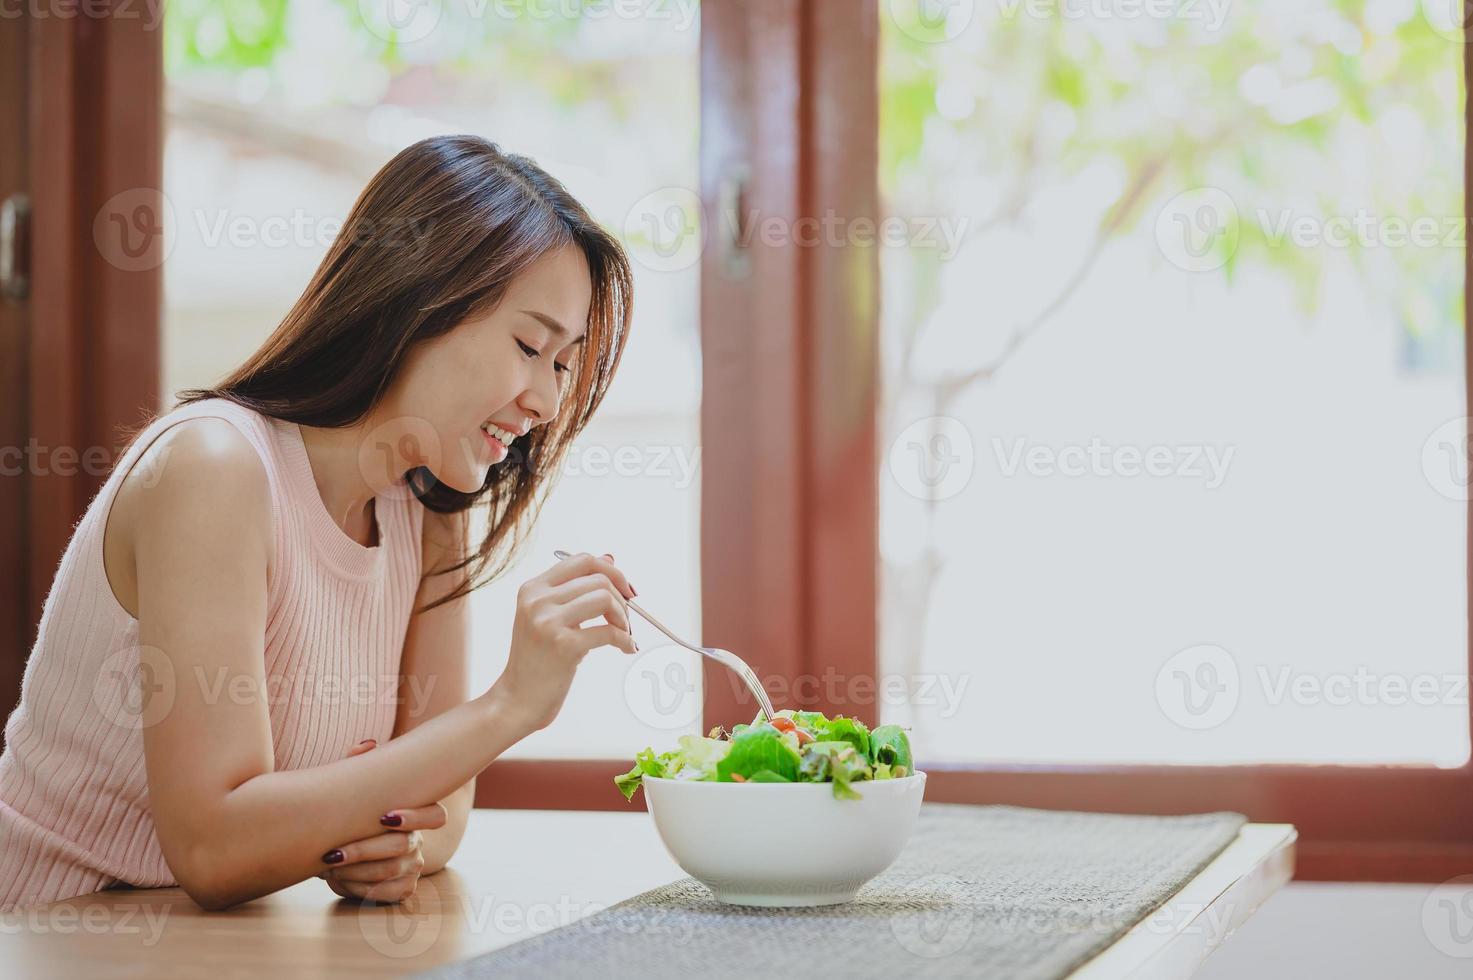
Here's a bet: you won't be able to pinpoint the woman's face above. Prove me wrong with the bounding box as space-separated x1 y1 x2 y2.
382 243 593 493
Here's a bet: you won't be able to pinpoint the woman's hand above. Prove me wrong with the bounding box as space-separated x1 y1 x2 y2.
489 551 638 732
317 739 448 904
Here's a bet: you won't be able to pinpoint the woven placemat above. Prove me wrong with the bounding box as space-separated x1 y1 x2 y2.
419 803 1246 980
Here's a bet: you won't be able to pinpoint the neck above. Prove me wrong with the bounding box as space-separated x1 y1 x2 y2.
296 418 403 541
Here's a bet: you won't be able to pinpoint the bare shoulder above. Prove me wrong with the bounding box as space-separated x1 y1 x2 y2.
129 415 265 504
105 415 272 617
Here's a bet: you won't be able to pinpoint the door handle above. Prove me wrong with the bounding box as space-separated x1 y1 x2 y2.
716 165 750 280
0 192 30 302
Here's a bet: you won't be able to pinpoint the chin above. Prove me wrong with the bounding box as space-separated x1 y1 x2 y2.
435 466 488 495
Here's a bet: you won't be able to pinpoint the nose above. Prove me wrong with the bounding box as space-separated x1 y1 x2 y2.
517 364 562 428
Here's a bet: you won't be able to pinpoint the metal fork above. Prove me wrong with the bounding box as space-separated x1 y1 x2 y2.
553 549 775 722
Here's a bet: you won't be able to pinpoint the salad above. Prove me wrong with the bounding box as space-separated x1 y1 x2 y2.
614 709 914 801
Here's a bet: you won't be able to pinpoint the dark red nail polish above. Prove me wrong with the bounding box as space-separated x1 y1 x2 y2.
322 849 344 864
380 812 403 827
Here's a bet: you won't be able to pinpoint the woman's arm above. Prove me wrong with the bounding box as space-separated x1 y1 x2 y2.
389 507 477 876
129 421 555 911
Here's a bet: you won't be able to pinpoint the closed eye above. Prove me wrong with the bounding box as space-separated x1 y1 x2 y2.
517 339 572 374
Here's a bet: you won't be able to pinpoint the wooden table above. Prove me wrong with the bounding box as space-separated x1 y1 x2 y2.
1 809 1295 979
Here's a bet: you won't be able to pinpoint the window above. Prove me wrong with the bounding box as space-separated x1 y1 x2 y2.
877 0 1468 767
164 1 703 759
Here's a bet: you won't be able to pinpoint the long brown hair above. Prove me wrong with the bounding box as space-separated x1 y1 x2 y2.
173 134 633 612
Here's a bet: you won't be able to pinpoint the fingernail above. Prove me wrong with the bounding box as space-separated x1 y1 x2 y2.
380 812 403 827
634 640 641 652
629 583 638 597
357 739 376 747
322 849 344 864
603 552 615 561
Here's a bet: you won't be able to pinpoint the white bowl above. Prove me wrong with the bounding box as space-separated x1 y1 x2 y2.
641 771 927 907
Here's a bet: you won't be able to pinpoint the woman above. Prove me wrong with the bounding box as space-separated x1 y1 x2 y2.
0 135 640 911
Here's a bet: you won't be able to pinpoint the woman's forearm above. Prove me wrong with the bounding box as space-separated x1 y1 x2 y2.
186 686 527 909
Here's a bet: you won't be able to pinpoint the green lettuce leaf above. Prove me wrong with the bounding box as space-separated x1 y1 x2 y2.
612 747 681 801
669 735 730 780
814 716 871 758
869 724 913 772
716 725 802 782
745 769 793 782
801 740 870 799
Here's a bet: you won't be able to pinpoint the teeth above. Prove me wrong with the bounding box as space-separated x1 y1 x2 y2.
481 423 516 446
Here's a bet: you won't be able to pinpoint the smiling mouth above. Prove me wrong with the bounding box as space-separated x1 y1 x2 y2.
480 421 517 449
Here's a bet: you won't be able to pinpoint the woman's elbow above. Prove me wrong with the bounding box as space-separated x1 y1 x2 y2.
175 864 236 911
166 842 243 911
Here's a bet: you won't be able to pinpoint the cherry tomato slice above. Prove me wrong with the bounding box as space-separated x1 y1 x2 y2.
769 717 796 734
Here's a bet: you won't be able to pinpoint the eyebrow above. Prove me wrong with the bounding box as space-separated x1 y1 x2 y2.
521 309 587 345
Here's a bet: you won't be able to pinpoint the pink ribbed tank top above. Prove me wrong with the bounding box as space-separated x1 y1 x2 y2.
0 397 425 911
